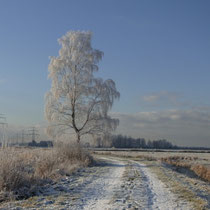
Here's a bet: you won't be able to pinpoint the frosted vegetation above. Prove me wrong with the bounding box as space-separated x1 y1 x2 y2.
0 145 93 202
2 154 210 209
0 31 209 209
45 31 120 143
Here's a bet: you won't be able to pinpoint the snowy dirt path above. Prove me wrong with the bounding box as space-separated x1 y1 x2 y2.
1 157 193 210
132 161 192 210
82 158 126 210
80 157 192 210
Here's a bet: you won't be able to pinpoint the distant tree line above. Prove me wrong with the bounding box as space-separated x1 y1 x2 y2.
94 135 178 149
28 140 53 147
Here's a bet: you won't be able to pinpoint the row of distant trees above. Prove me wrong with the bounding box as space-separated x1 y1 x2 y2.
94 134 178 149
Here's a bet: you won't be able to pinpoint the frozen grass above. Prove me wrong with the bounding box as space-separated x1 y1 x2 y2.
95 150 210 182
93 151 157 161
0 149 35 201
0 144 93 202
35 143 93 179
161 156 210 182
191 165 210 182
149 163 207 209
94 150 210 161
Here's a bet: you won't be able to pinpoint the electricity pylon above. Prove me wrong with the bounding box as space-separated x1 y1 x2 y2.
28 127 39 142
0 114 8 148
21 129 26 144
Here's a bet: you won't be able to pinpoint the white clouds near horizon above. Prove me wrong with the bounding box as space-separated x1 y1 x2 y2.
112 108 210 147
142 91 183 107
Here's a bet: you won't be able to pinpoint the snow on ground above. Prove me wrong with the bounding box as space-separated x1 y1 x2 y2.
83 158 125 210
133 161 192 210
0 157 194 209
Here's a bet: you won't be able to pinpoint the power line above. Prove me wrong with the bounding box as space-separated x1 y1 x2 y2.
28 127 39 142
21 129 26 143
0 114 8 147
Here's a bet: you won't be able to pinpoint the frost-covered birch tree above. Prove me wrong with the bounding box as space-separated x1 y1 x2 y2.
45 31 120 143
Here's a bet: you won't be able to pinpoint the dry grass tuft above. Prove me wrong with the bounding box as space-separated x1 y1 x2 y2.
191 164 210 182
161 156 210 182
0 149 35 201
35 143 93 179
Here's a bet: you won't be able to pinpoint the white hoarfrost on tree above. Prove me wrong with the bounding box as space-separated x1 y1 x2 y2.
45 31 120 143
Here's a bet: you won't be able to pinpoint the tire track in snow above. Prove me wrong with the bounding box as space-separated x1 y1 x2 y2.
132 161 192 210
82 158 126 210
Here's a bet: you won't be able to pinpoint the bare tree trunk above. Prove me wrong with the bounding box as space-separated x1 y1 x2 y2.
76 132 80 144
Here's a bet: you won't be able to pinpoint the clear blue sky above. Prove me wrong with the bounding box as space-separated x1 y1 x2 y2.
0 0 210 146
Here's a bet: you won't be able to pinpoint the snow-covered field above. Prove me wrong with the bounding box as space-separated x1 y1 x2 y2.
1 155 209 209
